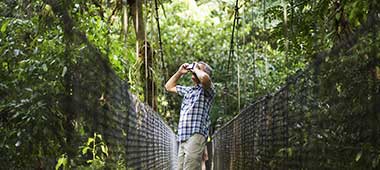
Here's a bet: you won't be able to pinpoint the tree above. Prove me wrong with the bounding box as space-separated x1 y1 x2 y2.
127 0 157 110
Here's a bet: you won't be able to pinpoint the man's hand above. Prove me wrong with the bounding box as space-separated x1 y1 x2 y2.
165 63 189 93
178 63 190 75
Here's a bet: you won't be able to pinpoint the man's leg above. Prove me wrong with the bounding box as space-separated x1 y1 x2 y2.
178 142 185 170
183 134 206 170
202 145 208 170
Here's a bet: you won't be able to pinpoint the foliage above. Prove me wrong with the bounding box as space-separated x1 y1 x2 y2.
0 10 67 168
158 0 379 168
1 0 379 168
0 0 129 168
55 133 113 170
157 0 308 127
317 28 380 168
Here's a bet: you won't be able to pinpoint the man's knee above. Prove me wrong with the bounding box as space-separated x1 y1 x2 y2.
183 134 206 170
184 155 202 170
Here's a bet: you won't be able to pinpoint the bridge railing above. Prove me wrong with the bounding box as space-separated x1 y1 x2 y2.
125 93 178 169
211 11 380 170
212 67 322 169
67 50 178 169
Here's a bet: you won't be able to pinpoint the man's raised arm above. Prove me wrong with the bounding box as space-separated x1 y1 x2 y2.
165 63 189 93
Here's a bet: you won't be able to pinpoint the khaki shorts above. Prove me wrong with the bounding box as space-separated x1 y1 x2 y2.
177 134 206 170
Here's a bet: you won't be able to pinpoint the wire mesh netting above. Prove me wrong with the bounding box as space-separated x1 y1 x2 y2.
212 10 380 170
212 65 379 169
68 49 178 169
125 94 178 169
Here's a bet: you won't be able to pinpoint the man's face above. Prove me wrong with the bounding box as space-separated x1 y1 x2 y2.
191 63 205 84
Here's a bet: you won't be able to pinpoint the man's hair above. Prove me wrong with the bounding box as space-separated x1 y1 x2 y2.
198 61 213 77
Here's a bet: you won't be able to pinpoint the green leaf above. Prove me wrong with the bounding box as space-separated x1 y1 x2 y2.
87 137 94 146
1 20 10 33
373 154 380 168
335 13 341 21
287 147 293 157
11 112 20 120
55 154 67 170
355 151 362 162
101 145 108 156
82 146 90 155
42 64 48 72
61 66 67 77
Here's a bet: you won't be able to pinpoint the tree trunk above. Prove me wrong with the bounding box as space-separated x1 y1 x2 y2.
128 0 157 110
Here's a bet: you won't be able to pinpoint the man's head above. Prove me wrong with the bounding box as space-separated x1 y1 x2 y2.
198 61 212 77
191 61 213 84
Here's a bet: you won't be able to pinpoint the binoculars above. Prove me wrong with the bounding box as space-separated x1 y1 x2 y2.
186 63 196 70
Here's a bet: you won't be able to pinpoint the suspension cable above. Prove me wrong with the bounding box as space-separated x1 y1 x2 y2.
153 0 168 113
144 0 149 105
223 0 240 115
226 0 240 76
154 0 165 79
251 0 258 101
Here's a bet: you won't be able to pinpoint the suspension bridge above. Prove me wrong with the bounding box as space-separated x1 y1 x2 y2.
1 0 379 169
57 4 380 169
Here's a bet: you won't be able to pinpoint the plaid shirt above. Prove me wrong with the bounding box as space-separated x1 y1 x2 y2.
176 84 216 142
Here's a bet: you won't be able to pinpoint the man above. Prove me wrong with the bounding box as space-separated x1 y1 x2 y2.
165 62 215 170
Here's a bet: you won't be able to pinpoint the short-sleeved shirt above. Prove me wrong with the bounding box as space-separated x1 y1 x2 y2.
176 84 216 142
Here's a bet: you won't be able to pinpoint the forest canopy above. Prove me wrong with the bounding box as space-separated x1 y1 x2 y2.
1 0 379 169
